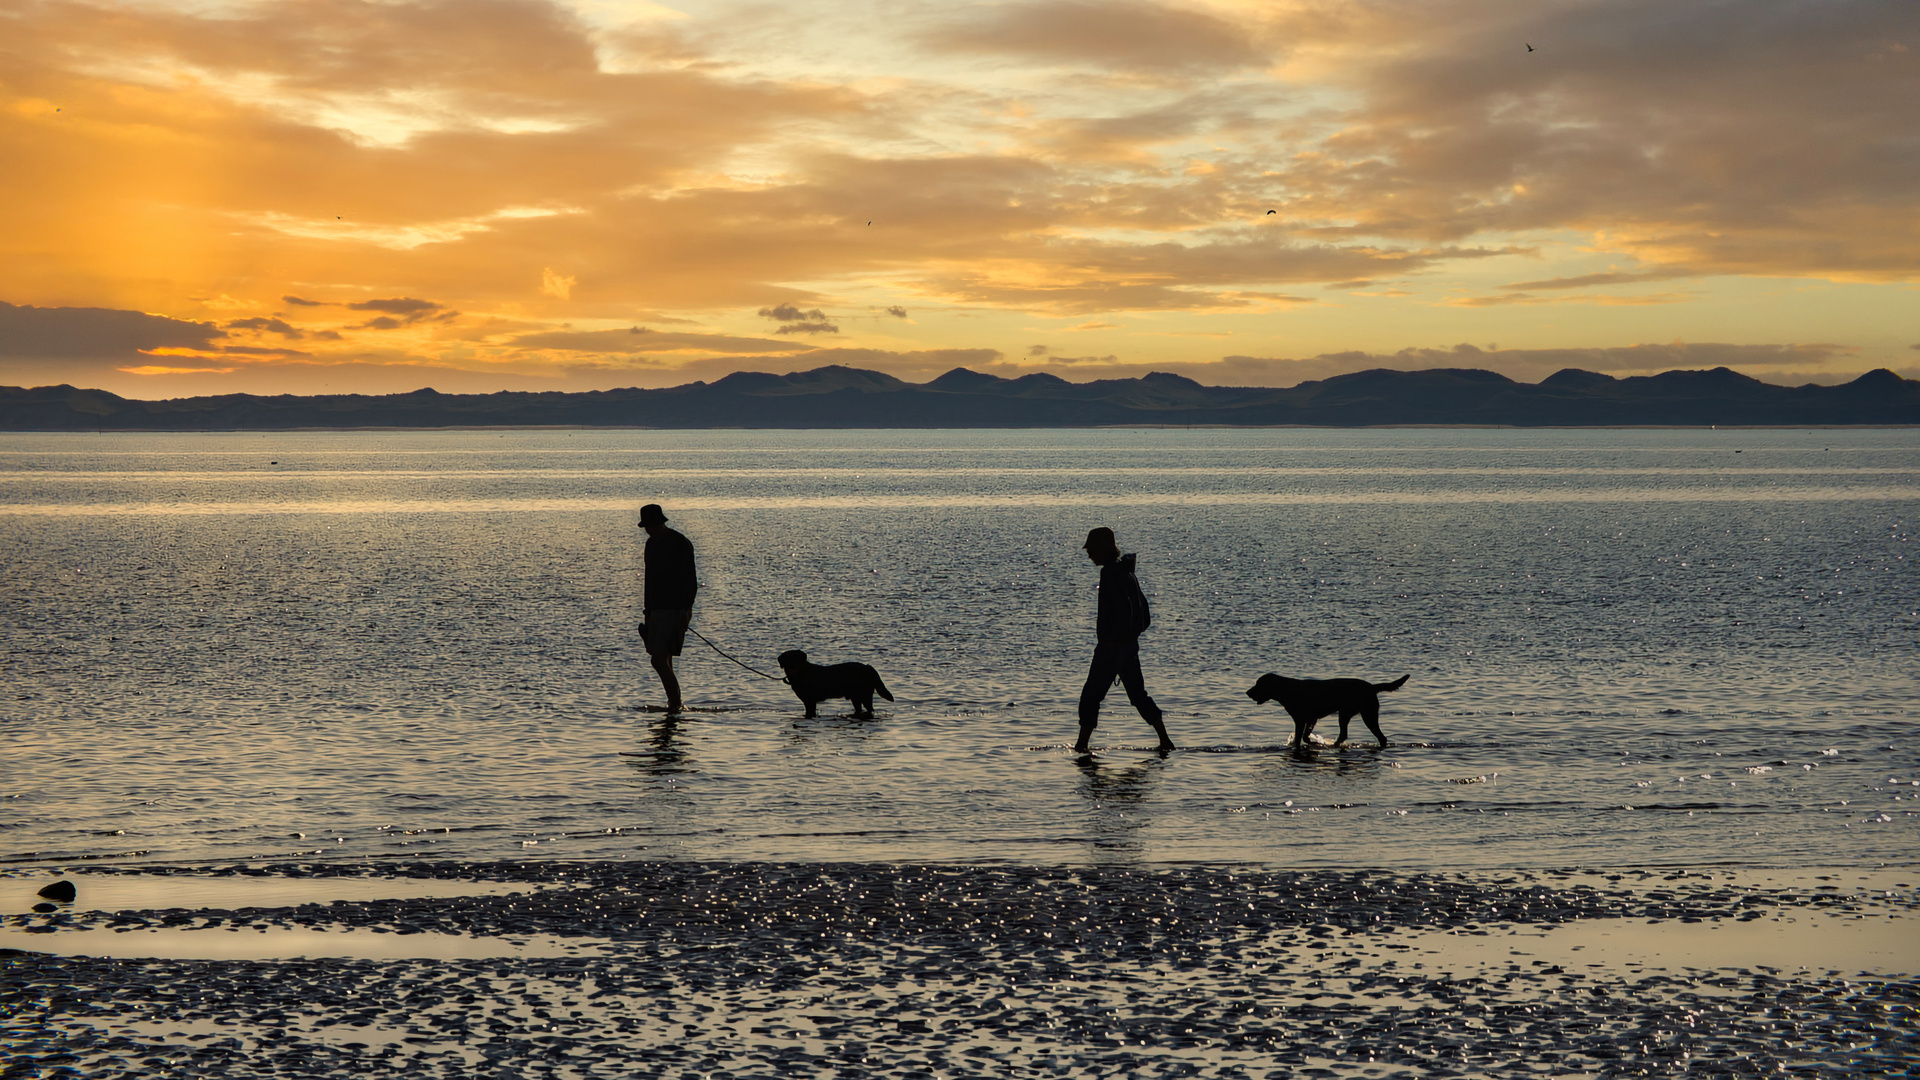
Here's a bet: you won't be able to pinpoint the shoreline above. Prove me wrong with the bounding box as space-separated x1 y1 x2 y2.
6 861 1916 966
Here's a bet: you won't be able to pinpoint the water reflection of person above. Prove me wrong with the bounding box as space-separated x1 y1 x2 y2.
1075 527 1174 754
624 711 691 774
637 503 698 712
1074 754 1162 856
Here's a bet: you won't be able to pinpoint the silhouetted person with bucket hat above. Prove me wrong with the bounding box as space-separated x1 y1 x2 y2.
1076 526 1173 754
638 503 698 712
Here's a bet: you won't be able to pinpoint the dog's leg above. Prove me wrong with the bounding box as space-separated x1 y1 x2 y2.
1334 710 1356 746
1360 705 1389 748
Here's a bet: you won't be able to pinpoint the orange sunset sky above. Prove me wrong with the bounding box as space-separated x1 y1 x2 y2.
2 0 1914 398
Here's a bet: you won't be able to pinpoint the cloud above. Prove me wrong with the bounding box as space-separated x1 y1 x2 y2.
914 233 1499 313
1445 291 1694 308
1260 0 1919 280
1212 342 1863 387
1499 268 1701 291
508 327 814 354
924 0 1267 74
0 302 225 358
885 306 909 319
116 365 237 375
540 267 576 300
323 297 460 329
226 317 304 338
217 344 310 357
268 295 457 330
348 297 447 317
759 304 826 322
759 304 838 335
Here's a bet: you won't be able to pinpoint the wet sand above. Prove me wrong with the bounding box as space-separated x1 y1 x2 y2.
5 862 1916 1078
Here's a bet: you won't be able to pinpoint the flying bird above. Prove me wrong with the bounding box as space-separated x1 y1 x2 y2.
1526 43 1534 52
1266 210 1276 215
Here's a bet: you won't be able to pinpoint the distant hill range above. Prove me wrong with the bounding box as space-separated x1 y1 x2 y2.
4 365 1916 429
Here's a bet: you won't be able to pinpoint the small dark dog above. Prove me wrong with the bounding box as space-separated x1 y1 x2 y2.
1246 673 1409 747
777 650 894 719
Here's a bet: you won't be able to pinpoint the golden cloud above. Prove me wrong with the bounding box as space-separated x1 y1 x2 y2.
116 364 236 375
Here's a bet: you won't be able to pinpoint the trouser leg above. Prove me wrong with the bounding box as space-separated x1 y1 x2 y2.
1114 639 1172 749
1076 644 1121 750
1113 643 1159 720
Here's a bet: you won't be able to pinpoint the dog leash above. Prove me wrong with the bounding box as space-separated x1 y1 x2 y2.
686 627 789 683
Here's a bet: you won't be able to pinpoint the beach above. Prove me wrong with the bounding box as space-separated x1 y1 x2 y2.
6 862 1916 1078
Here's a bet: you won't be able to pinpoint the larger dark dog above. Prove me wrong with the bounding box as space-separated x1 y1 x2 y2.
1246 673 1408 747
777 650 894 719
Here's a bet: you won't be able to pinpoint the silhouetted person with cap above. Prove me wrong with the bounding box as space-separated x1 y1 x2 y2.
1076 527 1173 754
638 503 698 712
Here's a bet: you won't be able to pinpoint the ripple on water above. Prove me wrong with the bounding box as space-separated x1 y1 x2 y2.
2 429 1915 868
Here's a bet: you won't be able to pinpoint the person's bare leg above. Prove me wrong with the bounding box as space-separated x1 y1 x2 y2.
650 653 683 712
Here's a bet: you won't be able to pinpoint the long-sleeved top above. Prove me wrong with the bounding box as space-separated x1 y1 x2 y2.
1094 552 1152 642
644 527 699 609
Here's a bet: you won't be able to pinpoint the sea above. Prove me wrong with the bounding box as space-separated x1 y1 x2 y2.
2 426 1915 873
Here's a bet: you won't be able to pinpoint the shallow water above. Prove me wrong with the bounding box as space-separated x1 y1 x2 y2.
3 427 1915 870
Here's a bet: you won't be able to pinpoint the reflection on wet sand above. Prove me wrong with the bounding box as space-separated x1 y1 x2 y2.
5 862 1914 1078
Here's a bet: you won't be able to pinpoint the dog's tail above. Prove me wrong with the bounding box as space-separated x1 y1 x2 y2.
1375 674 1409 693
870 668 895 702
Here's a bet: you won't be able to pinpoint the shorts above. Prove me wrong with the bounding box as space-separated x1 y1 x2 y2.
643 608 692 657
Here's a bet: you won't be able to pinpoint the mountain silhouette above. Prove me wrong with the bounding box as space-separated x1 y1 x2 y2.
2 366 1914 429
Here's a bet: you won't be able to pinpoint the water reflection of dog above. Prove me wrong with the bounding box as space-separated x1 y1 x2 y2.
777 650 894 719
1246 673 1408 748
1261 744 1392 782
